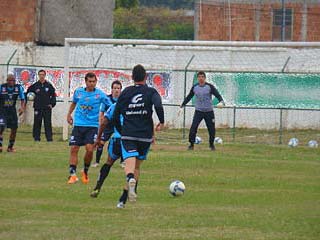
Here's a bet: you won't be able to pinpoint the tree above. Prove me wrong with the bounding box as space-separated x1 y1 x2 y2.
115 0 139 9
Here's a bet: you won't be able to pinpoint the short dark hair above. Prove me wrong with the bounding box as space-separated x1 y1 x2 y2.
111 80 122 89
197 71 206 78
132 64 146 82
85 72 97 81
38 69 46 75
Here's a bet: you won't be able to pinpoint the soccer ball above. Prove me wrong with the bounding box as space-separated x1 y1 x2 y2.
169 180 185 197
308 140 318 148
288 138 299 147
214 137 223 144
27 92 36 101
195 136 202 144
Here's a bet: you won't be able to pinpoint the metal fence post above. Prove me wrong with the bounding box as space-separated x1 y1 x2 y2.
182 55 195 139
232 106 236 142
279 108 283 144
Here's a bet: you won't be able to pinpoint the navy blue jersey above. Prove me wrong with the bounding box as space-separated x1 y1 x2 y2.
0 83 25 113
113 84 164 142
27 81 56 110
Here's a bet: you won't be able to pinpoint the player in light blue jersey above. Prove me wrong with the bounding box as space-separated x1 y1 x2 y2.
66 72 107 184
90 103 126 205
92 80 122 167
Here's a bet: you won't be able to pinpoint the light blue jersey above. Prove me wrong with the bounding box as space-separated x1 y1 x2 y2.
104 103 122 138
99 94 117 112
73 87 107 127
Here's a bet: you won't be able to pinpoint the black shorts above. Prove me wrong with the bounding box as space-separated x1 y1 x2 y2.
101 129 113 142
0 110 18 129
69 126 98 146
121 139 151 160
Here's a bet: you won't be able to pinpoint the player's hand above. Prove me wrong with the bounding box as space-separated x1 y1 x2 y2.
217 101 225 109
155 122 164 131
180 104 184 108
18 108 24 116
94 138 103 148
67 114 73 125
48 104 52 109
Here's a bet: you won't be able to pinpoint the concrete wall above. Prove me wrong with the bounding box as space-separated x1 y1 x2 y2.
0 42 319 130
38 0 114 45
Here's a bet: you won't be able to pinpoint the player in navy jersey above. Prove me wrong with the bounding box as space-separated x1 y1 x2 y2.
66 72 107 184
180 71 224 151
0 73 25 152
92 80 122 168
113 64 165 203
90 103 124 201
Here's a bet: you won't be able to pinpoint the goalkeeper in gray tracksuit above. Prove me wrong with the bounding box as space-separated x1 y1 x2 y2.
180 71 224 151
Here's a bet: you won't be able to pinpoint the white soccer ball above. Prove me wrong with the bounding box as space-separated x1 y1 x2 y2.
308 140 318 148
169 180 185 197
214 137 223 144
195 136 202 144
27 92 36 101
288 138 299 147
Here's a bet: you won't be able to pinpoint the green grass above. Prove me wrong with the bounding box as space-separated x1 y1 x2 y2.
0 127 320 240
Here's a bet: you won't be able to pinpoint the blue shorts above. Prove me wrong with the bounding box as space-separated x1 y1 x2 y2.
121 140 151 161
69 126 97 146
108 137 123 161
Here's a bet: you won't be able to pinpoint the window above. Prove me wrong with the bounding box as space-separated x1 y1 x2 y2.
272 9 293 41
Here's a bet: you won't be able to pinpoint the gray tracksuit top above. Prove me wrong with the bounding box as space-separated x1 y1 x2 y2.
181 83 223 112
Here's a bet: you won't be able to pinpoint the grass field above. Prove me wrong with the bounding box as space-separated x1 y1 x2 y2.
0 127 320 240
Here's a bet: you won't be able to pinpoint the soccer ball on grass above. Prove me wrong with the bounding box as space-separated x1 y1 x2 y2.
169 180 185 197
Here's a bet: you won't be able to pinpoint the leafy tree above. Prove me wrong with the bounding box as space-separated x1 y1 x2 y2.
115 0 139 9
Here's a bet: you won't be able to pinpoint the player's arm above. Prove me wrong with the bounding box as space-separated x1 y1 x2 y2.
95 116 109 147
18 85 26 115
67 102 76 125
49 84 57 109
112 101 122 134
152 91 165 131
180 86 194 108
209 84 225 108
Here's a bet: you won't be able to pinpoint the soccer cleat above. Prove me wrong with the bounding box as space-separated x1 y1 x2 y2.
210 144 216 151
90 189 100 198
7 147 16 153
188 144 194 150
91 162 99 168
67 175 79 184
81 170 89 184
128 178 137 202
116 201 125 209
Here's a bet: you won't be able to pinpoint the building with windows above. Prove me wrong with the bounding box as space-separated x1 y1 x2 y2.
194 0 320 41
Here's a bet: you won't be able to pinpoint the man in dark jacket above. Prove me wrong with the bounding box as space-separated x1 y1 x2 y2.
27 69 56 142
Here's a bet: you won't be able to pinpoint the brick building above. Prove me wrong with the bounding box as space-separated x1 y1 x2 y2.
0 0 114 45
195 0 320 41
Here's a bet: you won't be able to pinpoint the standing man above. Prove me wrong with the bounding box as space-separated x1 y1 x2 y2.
27 70 56 142
113 64 164 203
67 72 107 184
0 73 25 152
180 71 225 151
92 80 122 167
